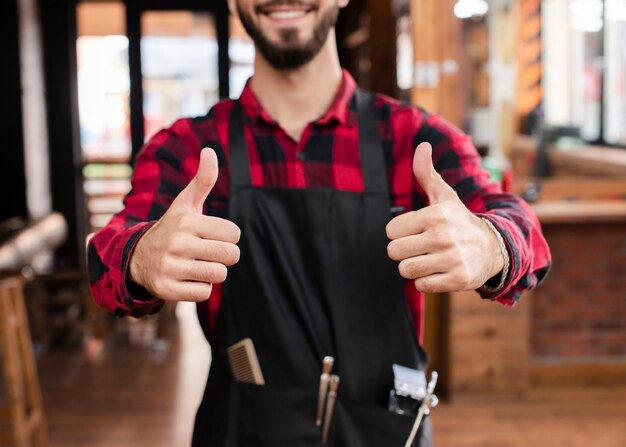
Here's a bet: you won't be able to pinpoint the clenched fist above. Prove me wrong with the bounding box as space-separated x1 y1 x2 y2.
129 148 241 302
386 142 504 293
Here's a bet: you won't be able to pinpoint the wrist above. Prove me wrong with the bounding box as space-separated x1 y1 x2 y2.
126 222 156 289
479 217 510 292
128 251 143 286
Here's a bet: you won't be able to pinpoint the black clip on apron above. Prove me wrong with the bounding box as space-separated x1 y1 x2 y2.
193 89 431 447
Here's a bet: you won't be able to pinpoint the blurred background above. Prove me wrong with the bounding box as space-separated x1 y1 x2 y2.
0 0 625 446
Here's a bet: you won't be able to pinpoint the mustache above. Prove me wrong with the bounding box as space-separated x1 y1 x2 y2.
255 0 319 13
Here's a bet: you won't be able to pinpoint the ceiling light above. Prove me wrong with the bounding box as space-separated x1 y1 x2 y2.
454 0 489 20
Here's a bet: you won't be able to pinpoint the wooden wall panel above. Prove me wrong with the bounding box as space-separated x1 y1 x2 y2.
424 289 531 399
411 0 440 114
447 290 530 397
439 0 464 128
410 0 465 128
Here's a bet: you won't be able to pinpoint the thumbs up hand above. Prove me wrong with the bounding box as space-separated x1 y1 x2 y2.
386 143 504 293
129 148 241 302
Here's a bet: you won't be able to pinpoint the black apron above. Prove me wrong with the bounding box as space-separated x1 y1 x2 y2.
192 89 432 447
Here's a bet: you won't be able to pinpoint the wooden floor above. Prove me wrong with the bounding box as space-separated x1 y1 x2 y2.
37 303 626 447
38 303 210 447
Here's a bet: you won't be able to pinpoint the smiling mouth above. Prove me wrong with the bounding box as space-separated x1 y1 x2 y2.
265 9 308 19
256 1 317 20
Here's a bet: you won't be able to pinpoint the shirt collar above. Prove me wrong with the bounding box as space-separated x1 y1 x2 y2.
238 69 356 127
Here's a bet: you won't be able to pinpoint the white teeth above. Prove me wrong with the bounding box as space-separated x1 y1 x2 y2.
267 10 307 20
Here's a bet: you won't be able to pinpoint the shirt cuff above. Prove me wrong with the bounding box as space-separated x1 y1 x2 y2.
116 222 164 316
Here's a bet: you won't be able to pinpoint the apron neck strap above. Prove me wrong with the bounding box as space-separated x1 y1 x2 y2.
228 100 252 188
229 88 388 197
354 88 389 197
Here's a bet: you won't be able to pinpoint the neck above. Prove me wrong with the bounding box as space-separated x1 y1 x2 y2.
250 30 343 142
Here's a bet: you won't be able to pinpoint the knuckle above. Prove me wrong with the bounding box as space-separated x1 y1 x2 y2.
398 259 415 279
156 280 173 298
176 213 191 230
232 225 242 243
200 262 227 284
230 245 241 264
450 268 469 290
169 233 186 252
431 205 450 224
414 278 430 293
452 277 465 291
451 242 464 263
385 222 395 240
157 256 170 275
424 213 440 228
212 264 228 283
432 226 453 248
151 278 163 295
211 242 228 261
387 241 400 260
200 263 216 282
190 285 212 302
212 243 239 266
459 264 472 287
163 255 178 274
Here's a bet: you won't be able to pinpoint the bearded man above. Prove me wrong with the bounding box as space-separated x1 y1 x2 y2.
88 1 551 445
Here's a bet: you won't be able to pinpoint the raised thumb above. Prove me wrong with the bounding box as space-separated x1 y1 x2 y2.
176 148 219 212
413 142 456 204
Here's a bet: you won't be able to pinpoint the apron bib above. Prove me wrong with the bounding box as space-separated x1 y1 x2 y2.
192 89 431 447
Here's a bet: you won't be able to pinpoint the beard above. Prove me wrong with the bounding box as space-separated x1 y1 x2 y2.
237 0 340 70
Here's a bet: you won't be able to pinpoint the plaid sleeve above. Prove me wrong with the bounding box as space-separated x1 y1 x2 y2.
414 113 551 305
87 118 202 317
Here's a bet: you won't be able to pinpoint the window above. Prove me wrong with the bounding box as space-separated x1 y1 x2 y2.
77 2 131 161
141 11 219 140
76 1 241 232
76 1 132 231
544 0 626 146
604 0 626 145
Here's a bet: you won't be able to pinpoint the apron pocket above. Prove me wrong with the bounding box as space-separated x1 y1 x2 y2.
233 382 322 447
229 383 431 447
332 395 432 447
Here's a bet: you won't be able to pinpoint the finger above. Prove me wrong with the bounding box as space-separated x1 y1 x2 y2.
398 254 448 280
386 205 446 240
176 238 240 267
387 232 442 261
193 215 241 244
175 148 219 212
386 209 426 240
166 280 214 302
175 259 229 285
413 273 459 293
413 142 457 204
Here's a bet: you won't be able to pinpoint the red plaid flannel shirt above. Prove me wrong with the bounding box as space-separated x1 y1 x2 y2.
88 71 551 343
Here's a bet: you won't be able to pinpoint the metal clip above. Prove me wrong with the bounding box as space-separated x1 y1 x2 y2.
321 375 340 444
316 356 335 427
404 371 439 447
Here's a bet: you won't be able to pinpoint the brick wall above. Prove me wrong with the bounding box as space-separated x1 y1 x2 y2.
531 222 626 361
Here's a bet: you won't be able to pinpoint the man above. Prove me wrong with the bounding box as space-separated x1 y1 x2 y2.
88 0 551 445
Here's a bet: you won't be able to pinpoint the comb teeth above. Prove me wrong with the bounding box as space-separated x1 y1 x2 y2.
227 338 265 385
